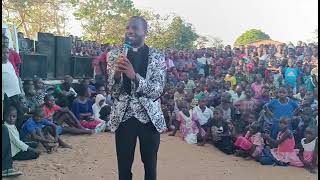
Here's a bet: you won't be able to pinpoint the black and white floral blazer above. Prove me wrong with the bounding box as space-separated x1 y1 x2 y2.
106 47 167 133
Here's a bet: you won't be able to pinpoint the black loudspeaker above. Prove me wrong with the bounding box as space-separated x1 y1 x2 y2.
71 56 94 78
37 32 55 79
20 53 48 80
55 36 72 78
19 38 34 53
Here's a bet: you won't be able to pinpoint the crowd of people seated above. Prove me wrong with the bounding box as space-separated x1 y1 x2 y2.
2 29 318 177
162 42 318 173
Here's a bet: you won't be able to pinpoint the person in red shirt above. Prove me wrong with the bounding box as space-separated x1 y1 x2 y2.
42 94 94 135
8 48 22 77
92 51 107 82
8 48 24 95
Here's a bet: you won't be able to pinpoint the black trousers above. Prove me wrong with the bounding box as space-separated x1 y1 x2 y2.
2 125 13 171
115 117 160 180
13 142 39 161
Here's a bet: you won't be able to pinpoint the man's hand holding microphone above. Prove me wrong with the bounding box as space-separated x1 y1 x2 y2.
114 45 136 81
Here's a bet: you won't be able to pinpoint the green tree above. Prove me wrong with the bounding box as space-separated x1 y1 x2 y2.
164 16 199 49
2 0 70 38
141 10 171 49
71 0 139 44
234 29 270 46
195 35 224 48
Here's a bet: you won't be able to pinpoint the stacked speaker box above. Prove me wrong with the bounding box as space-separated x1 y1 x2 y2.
71 56 94 78
20 53 48 80
55 36 72 78
37 32 55 79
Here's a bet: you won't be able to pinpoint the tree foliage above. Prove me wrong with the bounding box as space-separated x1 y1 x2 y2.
234 29 270 46
72 1 199 49
2 0 70 38
195 35 224 48
70 0 139 44
164 16 199 49
2 0 202 49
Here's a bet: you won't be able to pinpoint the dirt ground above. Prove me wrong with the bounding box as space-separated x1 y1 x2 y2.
5 133 318 180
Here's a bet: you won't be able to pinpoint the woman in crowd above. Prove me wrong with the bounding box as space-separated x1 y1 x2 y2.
71 84 106 133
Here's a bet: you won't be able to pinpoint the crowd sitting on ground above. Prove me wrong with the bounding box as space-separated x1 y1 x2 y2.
161 42 318 173
2 29 319 177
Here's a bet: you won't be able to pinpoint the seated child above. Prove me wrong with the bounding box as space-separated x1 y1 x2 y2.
193 96 214 145
175 100 205 144
294 107 317 148
258 117 303 167
4 106 40 160
20 108 72 153
298 127 318 173
54 75 77 108
43 94 94 135
2 125 23 177
211 108 235 155
92 94 107 120
234 121 264 159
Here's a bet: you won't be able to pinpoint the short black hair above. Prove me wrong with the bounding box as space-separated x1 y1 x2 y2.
4 106 17 118
33 108 44 118
95 82 105 90
78 84 88 97
129 16 148 32
44 94 53 102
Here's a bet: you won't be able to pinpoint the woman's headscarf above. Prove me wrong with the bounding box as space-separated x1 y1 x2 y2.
95 94 106 107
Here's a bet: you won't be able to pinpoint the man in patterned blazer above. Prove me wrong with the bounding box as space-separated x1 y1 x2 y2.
106 16 167 180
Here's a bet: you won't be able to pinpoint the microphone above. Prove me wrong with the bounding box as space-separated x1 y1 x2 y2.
122 37 132 57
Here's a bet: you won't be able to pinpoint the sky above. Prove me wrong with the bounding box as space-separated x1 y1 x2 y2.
67 0 318 45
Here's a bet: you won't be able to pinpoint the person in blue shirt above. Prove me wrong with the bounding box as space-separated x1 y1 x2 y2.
284 58 301 94
264 87 299 139
20 108 71 153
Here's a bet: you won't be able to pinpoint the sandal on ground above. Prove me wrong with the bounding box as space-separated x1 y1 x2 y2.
2 168 23 177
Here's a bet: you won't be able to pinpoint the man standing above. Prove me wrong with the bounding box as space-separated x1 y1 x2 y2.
106 16 166 180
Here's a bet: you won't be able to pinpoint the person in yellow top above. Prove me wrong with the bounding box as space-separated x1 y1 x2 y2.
224 69 237 89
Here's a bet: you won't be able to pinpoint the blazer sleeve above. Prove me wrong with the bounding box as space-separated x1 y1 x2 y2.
135 52 166 100
106 49 122 99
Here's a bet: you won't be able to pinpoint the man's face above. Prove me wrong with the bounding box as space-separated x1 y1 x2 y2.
34 114 44 122
97 86 106 96
5 110 17 125
46 96 55 106
288 59 294 67
245 87 253 97
278 88 288 99
235 86 242 93
213 110 222 120
34 80 44 89
64 77 73 85
125 18 146 47
27 85 36 96
199 98 208 108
